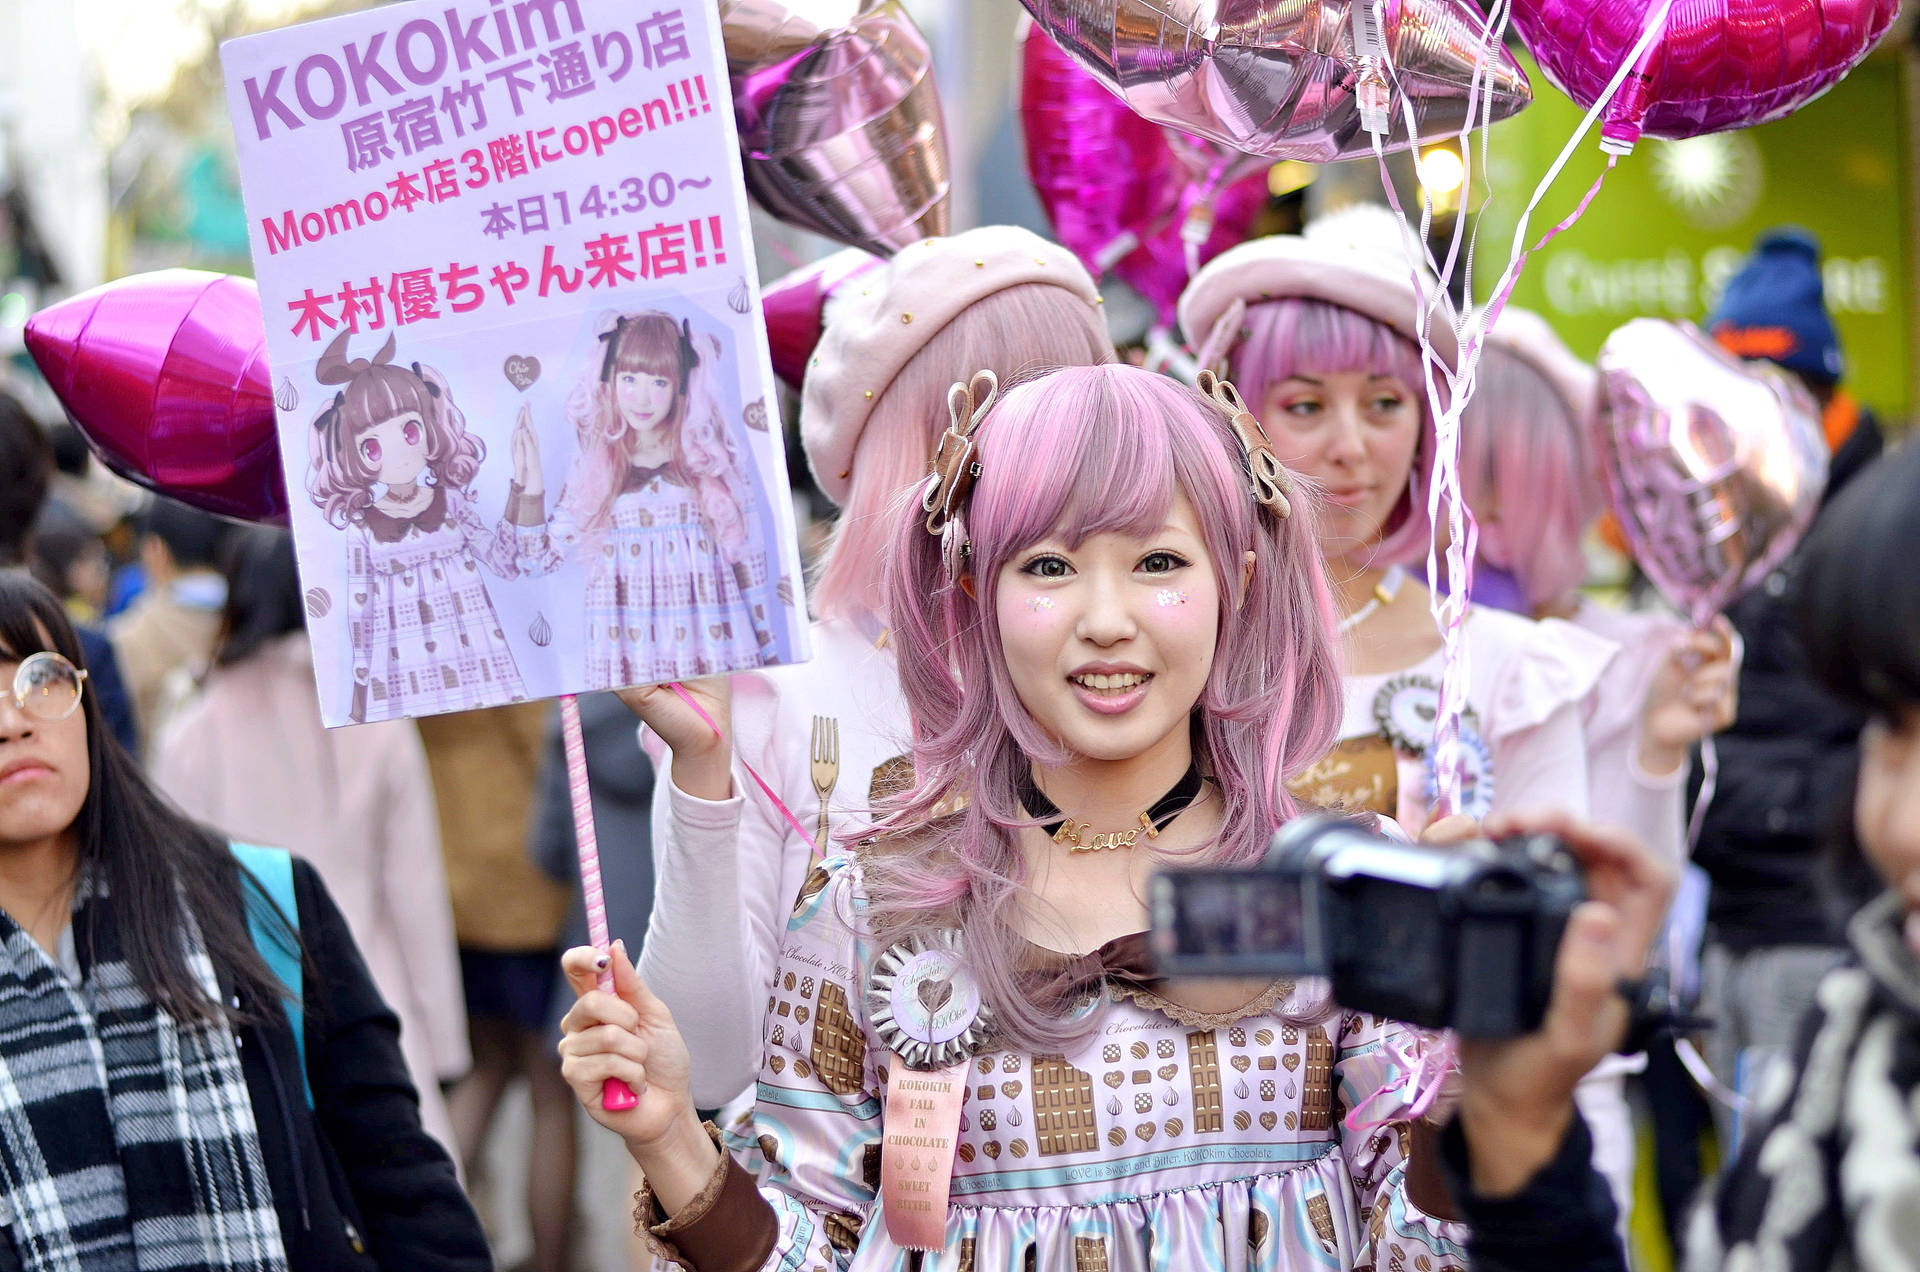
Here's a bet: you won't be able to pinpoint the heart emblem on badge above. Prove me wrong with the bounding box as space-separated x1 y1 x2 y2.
504 355 541 390
917 978 953 1016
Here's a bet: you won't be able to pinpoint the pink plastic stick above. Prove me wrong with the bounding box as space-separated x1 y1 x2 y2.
560 693 638 1111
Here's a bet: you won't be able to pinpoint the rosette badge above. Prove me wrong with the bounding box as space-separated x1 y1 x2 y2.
868 933 994 1070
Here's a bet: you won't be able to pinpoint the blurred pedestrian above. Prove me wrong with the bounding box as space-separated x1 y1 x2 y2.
0 569 489 1271
108 497 229 756
421 703 575 1272
152 527 468 1159
0 389 138 754
1691 227 1886 1146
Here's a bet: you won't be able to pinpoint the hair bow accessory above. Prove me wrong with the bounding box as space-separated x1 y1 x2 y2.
922 370 998 537
1197 369 1293 519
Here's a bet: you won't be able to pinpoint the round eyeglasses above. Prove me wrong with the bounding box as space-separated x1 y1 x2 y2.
10 652 88 722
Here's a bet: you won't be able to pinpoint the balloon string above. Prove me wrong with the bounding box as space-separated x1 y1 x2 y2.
667 682 823 858
1688 731 1718 849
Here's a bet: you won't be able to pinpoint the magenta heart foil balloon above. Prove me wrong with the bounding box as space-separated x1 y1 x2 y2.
1020 0 1532 162
1021 27 1178 280
761 247 881 389
1594 319 1827 627
24 270 287 525
1512 0 1898 152
1022 28 1270 326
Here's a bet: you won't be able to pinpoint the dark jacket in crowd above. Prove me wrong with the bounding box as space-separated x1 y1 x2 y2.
75 624 139 757
230 858 490 1272
1440 888 1920 1272
1690 411 1884 950
529 692 656 1033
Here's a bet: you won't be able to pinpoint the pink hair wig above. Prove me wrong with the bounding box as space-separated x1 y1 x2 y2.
1458 345 1600 613
863 363 1344 1052
809 283 1114 624
307 331 481 529
555 311 752 558
1227 298 1437 568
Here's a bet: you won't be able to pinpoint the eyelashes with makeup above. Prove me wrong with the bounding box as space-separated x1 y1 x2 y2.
1015 551 1192 579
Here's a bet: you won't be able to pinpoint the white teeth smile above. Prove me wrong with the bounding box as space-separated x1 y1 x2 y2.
1071 672 1149 692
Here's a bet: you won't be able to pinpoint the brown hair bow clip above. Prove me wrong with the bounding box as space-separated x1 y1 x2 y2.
1196 370 1294 519
923 370 999 537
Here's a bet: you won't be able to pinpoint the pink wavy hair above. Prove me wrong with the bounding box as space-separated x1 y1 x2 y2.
861 364 1344 1052
556 310 752 559
1458 345 1601 614
807 284 1114 623
1225 299 1437 568
306 331 482 529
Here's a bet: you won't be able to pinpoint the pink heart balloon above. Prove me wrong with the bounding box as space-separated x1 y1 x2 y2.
761 246 881 389
1019 0 1532 162
1511 0 1898 153
24 270 287 525
1594 319 1827 627
1020 27 1179 278
1021 28 1271 326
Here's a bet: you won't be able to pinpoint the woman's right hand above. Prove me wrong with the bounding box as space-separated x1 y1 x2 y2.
1452 809 1676 1196
616 676 733 801
558 940 697 1146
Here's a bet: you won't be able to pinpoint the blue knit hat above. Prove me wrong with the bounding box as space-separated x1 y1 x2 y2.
1707 228 1843 384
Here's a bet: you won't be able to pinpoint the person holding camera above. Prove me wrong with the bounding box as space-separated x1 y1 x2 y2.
558 364 1466 1270
1446 439 1920 1271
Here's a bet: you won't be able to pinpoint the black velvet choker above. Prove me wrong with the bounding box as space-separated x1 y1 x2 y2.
1017 762 1205 853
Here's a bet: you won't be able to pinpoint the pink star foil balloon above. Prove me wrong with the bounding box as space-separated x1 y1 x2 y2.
1594 319 1827 627
1020 27 1272 326
1511 0 1899 153
24 270 287 525
1018 0 1533 162
722 0 949 256
761 246 881 388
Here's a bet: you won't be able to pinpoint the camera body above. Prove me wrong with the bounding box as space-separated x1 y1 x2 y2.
1148 816 1584 1037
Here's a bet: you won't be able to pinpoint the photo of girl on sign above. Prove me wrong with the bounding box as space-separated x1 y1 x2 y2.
519 308 781 688
307 331 551 724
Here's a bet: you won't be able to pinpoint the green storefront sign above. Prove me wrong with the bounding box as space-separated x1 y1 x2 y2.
1473 50 1914 417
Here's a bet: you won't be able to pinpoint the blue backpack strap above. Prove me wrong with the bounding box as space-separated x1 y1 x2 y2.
228 842 313 1108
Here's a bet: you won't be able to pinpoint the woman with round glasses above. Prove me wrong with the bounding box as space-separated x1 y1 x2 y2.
0 567 489 1272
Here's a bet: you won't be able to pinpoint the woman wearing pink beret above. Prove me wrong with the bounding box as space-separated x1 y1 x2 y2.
619 227 1115 1111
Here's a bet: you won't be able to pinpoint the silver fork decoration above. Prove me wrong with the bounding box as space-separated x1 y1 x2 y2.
810 715 841 850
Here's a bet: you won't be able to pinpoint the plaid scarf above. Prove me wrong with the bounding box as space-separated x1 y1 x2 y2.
0 884 289 1272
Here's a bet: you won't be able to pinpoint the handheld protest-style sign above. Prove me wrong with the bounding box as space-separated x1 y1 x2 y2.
221 0 812 730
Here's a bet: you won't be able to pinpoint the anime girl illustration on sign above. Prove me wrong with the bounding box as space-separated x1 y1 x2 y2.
519 308 779 688
306 330 552 723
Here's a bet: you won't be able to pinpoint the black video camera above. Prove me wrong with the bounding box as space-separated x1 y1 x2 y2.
1148 816 1584 1037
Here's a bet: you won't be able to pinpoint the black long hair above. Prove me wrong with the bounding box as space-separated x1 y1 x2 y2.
0 569 293 1025
214 528 305 669
1795 440 1920 918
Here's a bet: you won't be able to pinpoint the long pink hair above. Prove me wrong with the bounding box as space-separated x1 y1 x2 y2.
808 284 1114 623
1226 299 1436 567
306 331 481 529
1458 345 1600 613
862 364 1344 1052
555 311 752 557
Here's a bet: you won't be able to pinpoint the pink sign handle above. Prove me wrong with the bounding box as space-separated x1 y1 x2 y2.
560 693 639 1112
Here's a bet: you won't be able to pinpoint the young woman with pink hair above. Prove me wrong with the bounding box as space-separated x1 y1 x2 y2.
1178 209 1608 835
560 363 1467 1270
619 228 1115 1111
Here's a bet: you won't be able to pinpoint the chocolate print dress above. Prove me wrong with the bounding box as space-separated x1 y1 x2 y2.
551 462 776 690
343 484 550 723
642 856 1467 1272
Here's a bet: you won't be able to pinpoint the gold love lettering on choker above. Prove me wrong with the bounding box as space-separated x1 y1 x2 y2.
1022 763 1207 854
